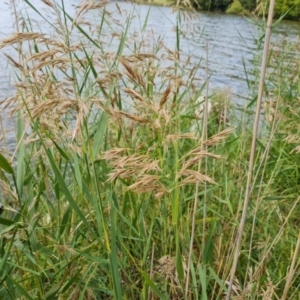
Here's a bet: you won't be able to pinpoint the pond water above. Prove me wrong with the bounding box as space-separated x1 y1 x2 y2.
0 1 300 151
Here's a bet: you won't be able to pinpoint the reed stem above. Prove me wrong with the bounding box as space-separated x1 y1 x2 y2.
226 1 275 298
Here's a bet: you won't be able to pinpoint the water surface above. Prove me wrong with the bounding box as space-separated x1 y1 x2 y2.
0 1 300 151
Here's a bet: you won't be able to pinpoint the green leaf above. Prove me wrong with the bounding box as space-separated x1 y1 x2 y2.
45 149 96 237
0 230 17 286
0 223 23 236
60 267 82 294
59 204 71 236
7 275 34 300
92 112 108 155
16 110 24 197
209 266 227 293
0 153 13 174
110 202 123 299
176 233 184 281
263 196 287 200
51 139 70 161
55 3 102 51
23 168 35 186
199 264 208 300
73 153 82 192
142 6 151 33
190 262 198 300
45 283 61 300
24 0 61 34
139 270 168 300
0 218 15 226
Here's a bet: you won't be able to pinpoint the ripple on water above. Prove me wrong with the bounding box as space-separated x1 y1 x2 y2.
0 1 300 150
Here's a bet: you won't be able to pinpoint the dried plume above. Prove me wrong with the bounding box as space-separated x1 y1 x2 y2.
3 54 24 71
159 85 172 110
204 127 235 146
123 88 147 103
119 58 146 89
101 150 166 197
0 33 44 49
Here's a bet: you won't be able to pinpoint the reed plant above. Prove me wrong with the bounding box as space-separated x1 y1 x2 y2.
0 1 300 299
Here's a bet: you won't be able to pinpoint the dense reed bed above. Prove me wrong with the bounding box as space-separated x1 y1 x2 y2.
0 1 300 299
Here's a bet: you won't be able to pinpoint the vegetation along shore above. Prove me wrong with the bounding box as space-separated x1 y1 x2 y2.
0 0 300 299
137 0 300 20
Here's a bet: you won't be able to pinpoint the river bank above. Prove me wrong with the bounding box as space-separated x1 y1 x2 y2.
133 0 300 21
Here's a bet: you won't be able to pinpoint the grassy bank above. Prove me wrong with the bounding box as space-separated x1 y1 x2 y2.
133 0 250 15
0 1 300 299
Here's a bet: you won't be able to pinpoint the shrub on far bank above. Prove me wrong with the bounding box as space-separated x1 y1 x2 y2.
226 0 248 14
239 0 256 11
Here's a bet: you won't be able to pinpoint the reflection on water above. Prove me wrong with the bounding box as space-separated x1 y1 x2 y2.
0 1 300 151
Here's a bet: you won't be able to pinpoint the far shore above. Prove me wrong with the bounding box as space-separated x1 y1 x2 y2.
131 0 300 22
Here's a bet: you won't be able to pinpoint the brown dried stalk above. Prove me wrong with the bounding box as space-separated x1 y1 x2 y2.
282 230 300 299
226 0 276 298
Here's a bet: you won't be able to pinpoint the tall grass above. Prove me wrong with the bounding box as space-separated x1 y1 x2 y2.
0 1 300 299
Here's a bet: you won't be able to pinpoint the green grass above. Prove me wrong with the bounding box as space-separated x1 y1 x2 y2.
0 1 300 299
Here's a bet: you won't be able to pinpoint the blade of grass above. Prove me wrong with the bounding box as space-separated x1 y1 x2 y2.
0 153 13 174
7 275 33 300
24 0 62 34
110 195 123 300
45 148 96 237
140 270 168 300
